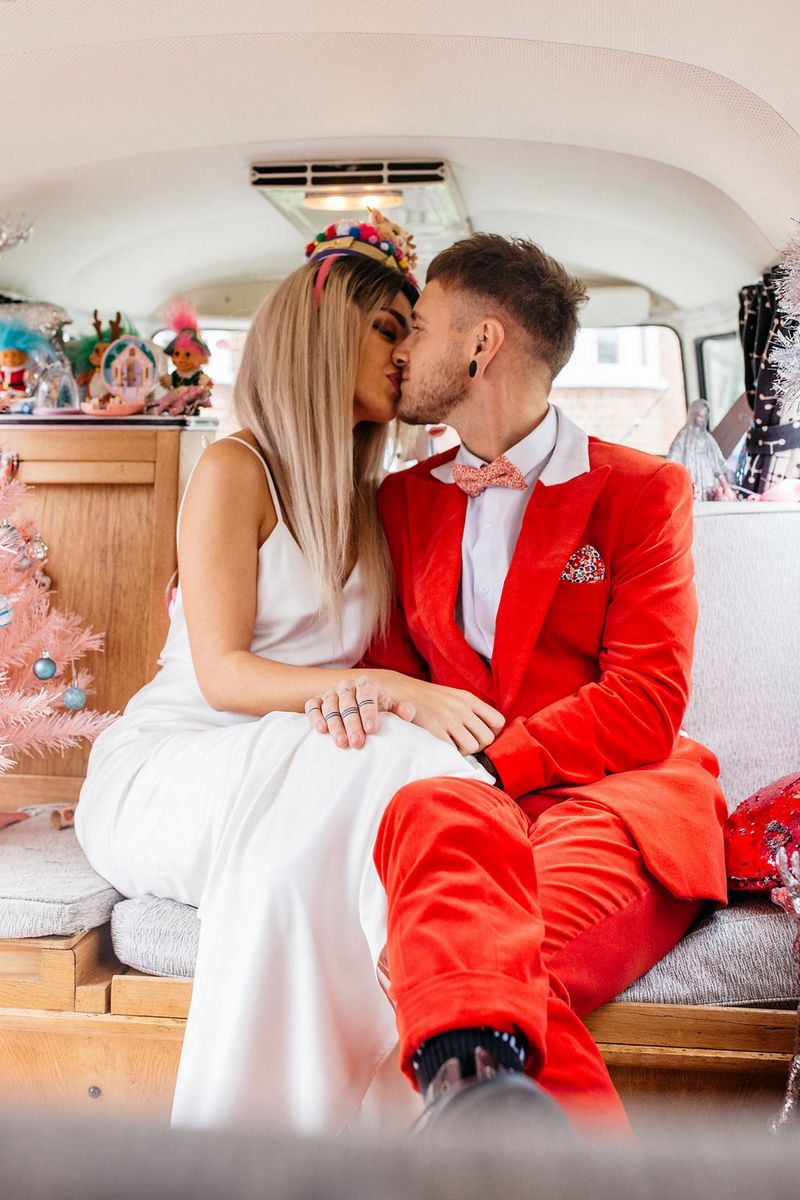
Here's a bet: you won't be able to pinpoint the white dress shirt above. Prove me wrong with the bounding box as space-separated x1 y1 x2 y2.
430 405 590 661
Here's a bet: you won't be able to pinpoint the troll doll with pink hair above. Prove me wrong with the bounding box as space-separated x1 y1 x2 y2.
154 299 213 416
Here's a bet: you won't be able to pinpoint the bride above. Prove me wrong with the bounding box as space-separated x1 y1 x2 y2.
75 214 503 1133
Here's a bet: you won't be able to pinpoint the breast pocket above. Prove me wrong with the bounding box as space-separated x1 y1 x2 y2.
552 577 609 610
547 578 609 651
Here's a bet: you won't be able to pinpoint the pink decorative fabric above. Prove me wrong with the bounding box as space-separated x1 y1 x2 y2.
451 454 528 497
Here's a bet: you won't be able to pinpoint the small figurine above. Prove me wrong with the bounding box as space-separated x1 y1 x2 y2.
667 399 738 501
154 299 213 416
34 358 79 411
86 335 160 415
75 311 123 405
368 208 419 278
0 322 57 411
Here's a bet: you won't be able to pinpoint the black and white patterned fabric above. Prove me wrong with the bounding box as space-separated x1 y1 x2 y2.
738 272 800 493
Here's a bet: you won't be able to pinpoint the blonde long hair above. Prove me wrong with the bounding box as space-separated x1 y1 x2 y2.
235 256 414 642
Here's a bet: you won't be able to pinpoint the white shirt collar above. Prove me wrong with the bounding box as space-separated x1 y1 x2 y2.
430 404 590 487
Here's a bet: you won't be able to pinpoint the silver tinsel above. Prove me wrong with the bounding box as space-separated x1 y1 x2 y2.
0 213 33 254
774 223 800 321
770 224 800 421
0 300 71 337
770 329 800 423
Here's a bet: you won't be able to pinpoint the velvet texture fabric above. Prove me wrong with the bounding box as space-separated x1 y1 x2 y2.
374 779 703 1128
370 437 728 904
366 434 728 1127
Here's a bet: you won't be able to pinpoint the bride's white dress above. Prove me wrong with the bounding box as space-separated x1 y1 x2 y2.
75 437 489 1133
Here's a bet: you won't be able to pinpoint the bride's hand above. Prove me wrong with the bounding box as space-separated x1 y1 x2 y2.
305 672 504 755
304 675 416 748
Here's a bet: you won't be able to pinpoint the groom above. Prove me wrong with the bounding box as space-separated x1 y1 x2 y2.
321 234 728 1129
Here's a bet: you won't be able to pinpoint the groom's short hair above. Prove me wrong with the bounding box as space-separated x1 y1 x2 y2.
427 233 587 379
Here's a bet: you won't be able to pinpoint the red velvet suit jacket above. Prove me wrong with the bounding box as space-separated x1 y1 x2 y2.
367 421 728 904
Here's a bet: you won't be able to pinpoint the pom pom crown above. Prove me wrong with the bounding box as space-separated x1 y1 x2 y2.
305 210 419 289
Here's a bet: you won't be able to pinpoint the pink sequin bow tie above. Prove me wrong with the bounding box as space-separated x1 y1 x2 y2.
451 454 528 497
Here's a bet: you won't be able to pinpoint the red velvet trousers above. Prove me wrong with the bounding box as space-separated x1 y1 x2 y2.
373 776 705 1130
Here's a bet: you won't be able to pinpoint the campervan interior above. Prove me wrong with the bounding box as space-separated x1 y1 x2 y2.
1 0 800 1184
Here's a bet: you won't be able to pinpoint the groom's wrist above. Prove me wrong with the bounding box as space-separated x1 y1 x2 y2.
473 750 503 788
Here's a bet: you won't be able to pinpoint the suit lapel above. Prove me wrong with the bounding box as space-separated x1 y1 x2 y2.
492 465 611 709
406 471 494 698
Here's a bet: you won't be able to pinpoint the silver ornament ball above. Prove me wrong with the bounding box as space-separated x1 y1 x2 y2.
33 654 57 680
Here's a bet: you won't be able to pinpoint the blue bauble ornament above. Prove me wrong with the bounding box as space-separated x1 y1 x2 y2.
63 685 86 711
0 593 12 628
33 653 56 680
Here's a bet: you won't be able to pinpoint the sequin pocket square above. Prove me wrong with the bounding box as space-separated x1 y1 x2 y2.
560 545 606 583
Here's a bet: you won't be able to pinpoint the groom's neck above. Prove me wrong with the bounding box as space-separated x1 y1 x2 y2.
453 380 551 463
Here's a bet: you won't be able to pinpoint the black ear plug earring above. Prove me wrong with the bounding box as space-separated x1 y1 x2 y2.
468 360 478 378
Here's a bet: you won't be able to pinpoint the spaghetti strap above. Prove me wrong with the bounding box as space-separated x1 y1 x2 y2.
224 436 284 522
176 435 284 548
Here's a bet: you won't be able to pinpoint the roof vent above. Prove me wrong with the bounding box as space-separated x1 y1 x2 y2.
251 159 471 266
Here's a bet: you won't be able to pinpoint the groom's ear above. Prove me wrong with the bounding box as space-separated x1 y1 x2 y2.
472 317 505 376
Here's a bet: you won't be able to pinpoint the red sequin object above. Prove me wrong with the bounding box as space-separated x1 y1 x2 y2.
724 772 800 891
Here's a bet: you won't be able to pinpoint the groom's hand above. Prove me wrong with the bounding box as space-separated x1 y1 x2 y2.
304 674 415 749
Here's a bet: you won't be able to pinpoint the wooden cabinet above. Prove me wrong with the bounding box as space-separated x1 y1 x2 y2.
0 423 184 786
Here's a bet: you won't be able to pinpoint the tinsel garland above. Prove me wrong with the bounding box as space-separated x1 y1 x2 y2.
770 223 800 423
0 213 33 255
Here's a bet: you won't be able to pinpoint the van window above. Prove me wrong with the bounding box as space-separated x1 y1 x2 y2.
153 323 688 454
552 326 687 454
695 332 745 430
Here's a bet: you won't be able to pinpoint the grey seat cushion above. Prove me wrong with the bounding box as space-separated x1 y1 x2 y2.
113 893 799 1009
0 811 122 938
620 896 797 1006
111 895 200 978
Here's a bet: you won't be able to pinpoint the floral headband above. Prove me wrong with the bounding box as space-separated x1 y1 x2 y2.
306 210 419 305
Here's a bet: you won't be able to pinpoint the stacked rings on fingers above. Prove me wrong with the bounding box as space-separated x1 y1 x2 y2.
340 707 360 719
357 699 376 708
323 711 343 722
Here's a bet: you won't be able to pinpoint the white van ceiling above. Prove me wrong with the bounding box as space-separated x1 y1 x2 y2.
1 1 797 321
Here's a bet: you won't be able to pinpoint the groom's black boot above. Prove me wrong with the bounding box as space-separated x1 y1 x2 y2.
413 1045 570 1134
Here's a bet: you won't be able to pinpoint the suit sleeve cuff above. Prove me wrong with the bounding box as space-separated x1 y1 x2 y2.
485 718 548 799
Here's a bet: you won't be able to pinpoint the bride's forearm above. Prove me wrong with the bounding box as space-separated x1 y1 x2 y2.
196 649 398 717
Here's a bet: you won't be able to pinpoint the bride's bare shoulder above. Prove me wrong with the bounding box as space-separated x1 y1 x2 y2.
183 431 274 536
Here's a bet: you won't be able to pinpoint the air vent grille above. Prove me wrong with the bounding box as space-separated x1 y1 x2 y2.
251 161 447 189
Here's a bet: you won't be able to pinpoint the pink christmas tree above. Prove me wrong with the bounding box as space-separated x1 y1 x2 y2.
0 471 116 773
